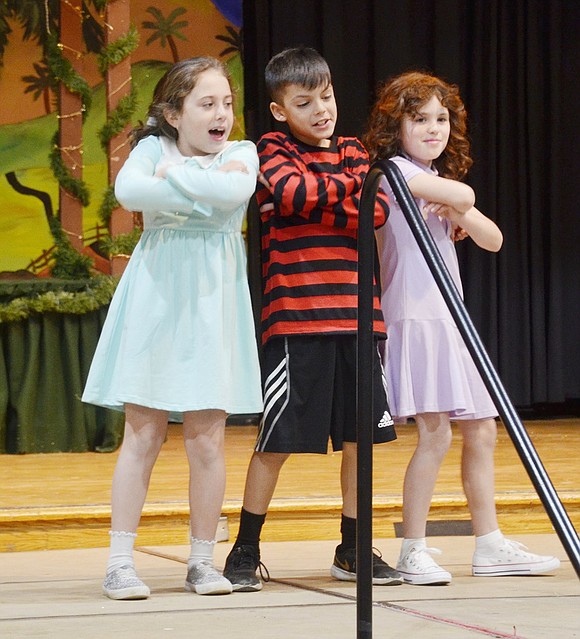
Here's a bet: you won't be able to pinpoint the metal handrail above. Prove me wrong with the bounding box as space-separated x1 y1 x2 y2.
356 158 580 638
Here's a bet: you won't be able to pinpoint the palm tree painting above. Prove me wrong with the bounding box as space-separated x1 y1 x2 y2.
0 0 245 274
216 25 242 61
0 0 103 64
22 61 56 115
141 6 188 63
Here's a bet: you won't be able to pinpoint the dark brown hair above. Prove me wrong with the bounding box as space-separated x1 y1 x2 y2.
265 46 331 104
131 57 232 146
363 71 472 180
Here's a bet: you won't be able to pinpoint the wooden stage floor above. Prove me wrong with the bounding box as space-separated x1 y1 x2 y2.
1 418 578 639
1 535 577 639
0 418 578 553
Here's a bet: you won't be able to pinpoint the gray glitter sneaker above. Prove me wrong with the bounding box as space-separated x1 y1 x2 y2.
185 561 233 595
102 565 150 600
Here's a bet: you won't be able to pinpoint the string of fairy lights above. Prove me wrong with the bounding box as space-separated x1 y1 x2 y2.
41 0 140 275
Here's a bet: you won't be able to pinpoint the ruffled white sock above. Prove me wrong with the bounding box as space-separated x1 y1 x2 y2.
188 537 216 569
107 530 137 574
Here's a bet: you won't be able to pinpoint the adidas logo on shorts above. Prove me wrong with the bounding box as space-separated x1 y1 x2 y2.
378 410 394 428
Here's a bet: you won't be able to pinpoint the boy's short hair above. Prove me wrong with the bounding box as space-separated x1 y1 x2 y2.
265 46 332 104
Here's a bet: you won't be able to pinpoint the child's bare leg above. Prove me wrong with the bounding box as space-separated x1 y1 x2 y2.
223 451 289 592
104 403 168 598
458 417 499 536
340 442 357 518
395 412 453 585
403 412 452 538
182 409 232 595
242 451 289 514
183 409 227 540
461 417 560 576
111 403 169 532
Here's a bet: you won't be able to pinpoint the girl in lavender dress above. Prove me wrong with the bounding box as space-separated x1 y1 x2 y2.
364 71 559 584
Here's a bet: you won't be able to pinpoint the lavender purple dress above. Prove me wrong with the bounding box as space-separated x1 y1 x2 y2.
376 155 497 421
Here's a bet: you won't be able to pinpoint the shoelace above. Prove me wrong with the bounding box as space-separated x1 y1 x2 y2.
257 560 270 582
499 539 529 555
371 546 388 564
232 547 270 582
406 546 444 564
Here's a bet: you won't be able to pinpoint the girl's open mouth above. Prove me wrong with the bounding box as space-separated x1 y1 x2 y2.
209 128 225 140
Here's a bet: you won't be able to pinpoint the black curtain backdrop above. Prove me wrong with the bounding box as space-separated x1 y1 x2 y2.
242 0 580 412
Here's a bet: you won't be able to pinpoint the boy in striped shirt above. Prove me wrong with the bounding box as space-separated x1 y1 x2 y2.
224 47 400 591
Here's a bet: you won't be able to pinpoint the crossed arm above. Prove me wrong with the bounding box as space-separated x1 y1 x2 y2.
258 135 388 229
407 172 503 252
115 136 259 215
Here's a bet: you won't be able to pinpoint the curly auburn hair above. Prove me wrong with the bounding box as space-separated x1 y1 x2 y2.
363 71 472 180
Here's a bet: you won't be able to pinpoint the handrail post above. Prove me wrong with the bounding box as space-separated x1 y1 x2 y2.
356 166 387 639
356 159 580 592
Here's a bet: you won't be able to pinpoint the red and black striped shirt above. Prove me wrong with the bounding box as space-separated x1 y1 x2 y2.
257 132 389 345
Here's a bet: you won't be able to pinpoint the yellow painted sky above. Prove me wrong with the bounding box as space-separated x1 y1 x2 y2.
0 0 236 125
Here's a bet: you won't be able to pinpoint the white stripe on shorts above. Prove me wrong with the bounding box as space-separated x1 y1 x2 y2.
256 338 291 451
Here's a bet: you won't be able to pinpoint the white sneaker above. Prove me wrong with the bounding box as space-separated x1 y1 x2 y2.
472 538 560 576
185 561 233 595
396 546 452 585
102 565 150 600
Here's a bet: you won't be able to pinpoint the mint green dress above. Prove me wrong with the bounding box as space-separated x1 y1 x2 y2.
82 135 263 416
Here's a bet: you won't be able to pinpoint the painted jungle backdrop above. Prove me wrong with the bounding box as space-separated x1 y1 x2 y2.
0 0 245 275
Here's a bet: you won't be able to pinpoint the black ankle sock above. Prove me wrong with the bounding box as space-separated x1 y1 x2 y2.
234 507 266 548
339 514 357 551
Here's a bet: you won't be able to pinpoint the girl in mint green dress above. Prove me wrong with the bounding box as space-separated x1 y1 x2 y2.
82 57 262 600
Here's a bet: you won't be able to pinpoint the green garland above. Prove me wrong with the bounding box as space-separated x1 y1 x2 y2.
103 227 142 257
49 131 91 206
45 30 92 205
98 88 139 150
48 215 93 279
96 22 141 250
0 276 118 323
44 28 92 277
39 7 141 276
97 184 117 227
95 86 139 233
97 25 140 76
45 33 92 121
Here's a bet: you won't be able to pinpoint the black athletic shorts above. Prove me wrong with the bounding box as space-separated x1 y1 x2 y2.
255 334 396 454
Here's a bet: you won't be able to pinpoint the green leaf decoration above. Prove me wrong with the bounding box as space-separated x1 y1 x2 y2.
0 276 118 323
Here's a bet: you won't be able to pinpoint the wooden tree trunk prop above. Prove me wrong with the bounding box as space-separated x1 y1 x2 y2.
106 0 135 276
58 0 84 252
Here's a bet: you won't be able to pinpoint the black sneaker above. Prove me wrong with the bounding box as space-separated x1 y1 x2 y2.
223 544 269 592
330 546 403 585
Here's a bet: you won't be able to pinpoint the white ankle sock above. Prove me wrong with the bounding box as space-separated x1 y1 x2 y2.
188 537 216 569
107 530 137 574
401 537 426 555
475 529 504 554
